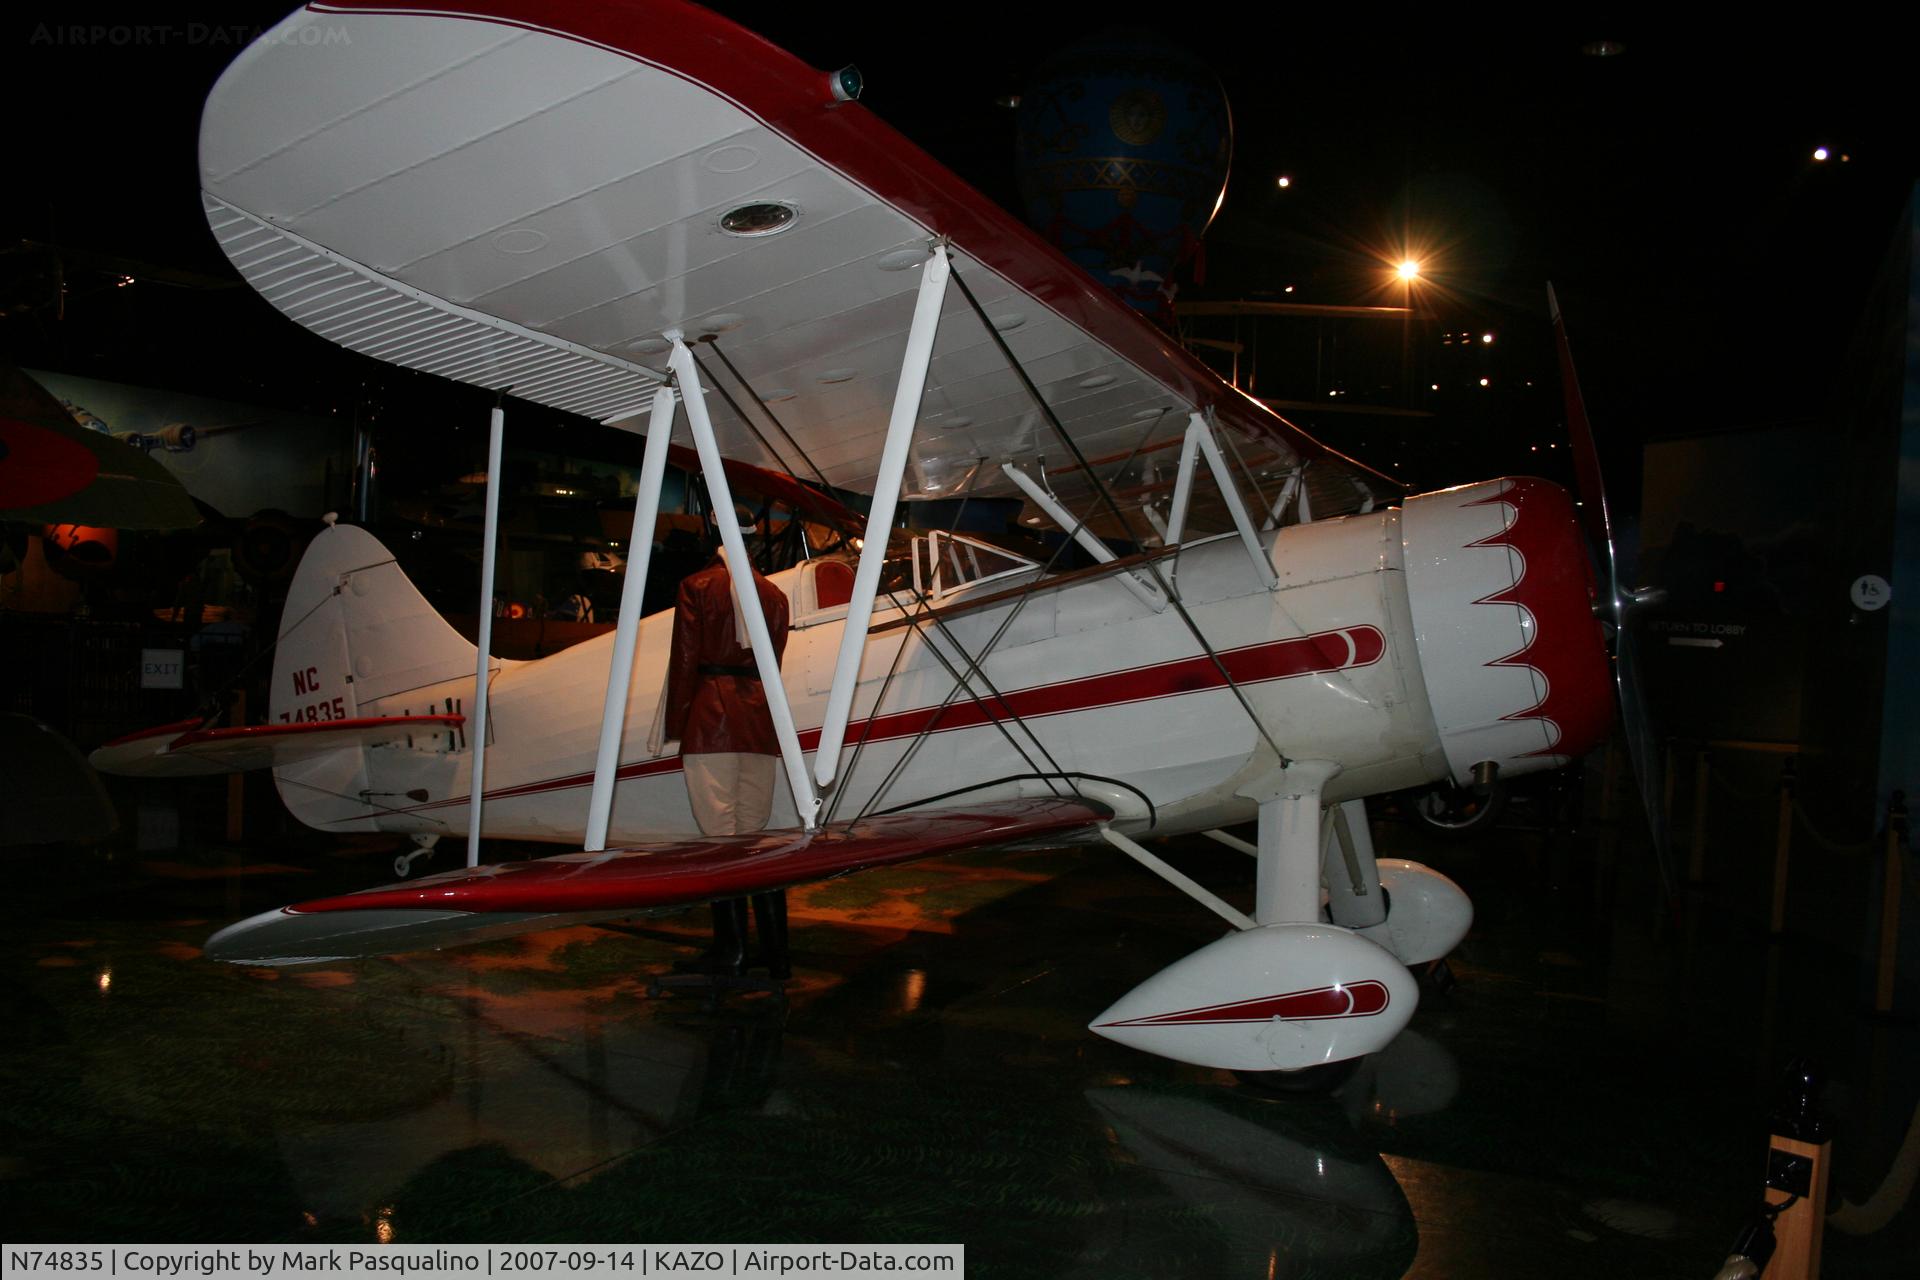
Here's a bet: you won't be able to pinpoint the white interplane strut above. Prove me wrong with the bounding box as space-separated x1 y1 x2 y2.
1001 464 1167 612
583 386 677 852
812 244 951 790
466 403 506 868
667 334 822 830
1163 415 1280 589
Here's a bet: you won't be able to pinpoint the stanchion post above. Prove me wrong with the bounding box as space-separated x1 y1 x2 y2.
1874 791 1907 1015
1770 756 1796 935
1766 1059 1832 1280
225 688 247 843
1690 745 1711 884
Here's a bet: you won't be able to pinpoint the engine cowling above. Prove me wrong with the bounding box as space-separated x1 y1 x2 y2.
1401 476 1612 786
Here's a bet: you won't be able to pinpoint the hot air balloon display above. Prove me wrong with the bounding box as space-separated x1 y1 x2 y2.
1015 35 1232 325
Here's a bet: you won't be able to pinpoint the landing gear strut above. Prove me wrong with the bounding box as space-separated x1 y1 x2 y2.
394 833 439 878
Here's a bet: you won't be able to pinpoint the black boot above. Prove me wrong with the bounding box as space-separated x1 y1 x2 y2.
674 898 748 975
750 890 791 980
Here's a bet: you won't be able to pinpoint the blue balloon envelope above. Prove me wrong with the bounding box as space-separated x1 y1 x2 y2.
1016 36 1232 325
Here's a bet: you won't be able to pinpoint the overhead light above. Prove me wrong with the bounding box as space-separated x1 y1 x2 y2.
719 201 798 237
1276 175 1292 189
1481 332 1495 344
1397 259 1421 281
1813 147 1830 162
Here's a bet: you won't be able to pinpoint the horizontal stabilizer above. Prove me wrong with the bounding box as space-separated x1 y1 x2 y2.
89 715 465 778
204 797 1110 964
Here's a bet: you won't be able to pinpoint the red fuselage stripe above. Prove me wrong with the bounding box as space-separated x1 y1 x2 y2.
391 625 1384 817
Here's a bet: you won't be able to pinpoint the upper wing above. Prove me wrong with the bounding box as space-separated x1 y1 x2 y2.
198 0 1392 528
90 714 465 777
203 796 1109 964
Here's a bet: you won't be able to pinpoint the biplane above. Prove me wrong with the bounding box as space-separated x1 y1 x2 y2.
91 0 1621 1078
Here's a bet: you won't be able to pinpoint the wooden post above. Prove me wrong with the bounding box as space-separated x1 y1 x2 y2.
1769 757 1796 935
1766 1134 1832 1279
1874 792 1907 1015
225 688 247 843
1690 746 1711 883
1757 1058 1833 1280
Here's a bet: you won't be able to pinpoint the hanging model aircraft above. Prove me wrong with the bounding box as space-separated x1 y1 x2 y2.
91 0 1623 1080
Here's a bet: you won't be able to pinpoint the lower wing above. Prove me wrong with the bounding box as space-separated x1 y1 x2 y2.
204 796 1110 964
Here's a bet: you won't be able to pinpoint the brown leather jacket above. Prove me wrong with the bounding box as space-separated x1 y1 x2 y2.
664 558 789 756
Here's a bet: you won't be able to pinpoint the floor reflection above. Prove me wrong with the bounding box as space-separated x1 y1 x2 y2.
1082 1085 1416 1278
2 803 1916 1275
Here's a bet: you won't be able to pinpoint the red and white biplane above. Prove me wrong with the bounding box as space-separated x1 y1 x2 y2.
92 0 1617 1079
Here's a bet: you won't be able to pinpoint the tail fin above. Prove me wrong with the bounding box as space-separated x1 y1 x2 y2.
271 523 480 829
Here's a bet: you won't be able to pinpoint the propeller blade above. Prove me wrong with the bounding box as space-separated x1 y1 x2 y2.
1549 285 1673 901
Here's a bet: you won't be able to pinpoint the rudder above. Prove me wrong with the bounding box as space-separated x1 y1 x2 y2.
270 523 480 830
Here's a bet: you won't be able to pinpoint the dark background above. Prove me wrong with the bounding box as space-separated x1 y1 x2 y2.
5 4 1915 502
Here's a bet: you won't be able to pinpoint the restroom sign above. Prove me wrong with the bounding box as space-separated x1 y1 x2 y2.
140 648 185 689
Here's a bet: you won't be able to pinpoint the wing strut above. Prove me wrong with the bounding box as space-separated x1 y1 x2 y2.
813 244 952 791
1260 468 1311 531
1162 413 1279 590
668 334 822 830
948 262 1293 770
465 401 506 868
584 386 678 852
1001 463 1167 611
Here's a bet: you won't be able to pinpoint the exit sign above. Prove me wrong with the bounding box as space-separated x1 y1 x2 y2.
140 648 185 690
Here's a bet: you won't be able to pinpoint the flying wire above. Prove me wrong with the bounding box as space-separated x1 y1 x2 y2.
947 261 1294 769
849 412 1169 820
701 336 836 492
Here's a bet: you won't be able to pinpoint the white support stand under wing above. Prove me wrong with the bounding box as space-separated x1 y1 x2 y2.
465 404 506 868
813 245 951 790
668 335 821 830
582 387 677 852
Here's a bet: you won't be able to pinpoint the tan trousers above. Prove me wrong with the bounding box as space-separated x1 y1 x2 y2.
683 752 777 836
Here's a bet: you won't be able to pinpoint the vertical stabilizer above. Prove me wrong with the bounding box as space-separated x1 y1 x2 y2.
270 524 480 830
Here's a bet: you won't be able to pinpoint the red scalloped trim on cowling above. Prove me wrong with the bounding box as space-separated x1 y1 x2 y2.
1465 478 1612 759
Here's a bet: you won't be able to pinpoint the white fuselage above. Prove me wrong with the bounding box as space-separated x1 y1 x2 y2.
277 509 1449 845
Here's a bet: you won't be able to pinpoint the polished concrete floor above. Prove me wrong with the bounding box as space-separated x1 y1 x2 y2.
3 779 1915 1278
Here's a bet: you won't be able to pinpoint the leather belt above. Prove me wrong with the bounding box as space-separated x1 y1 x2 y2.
697 663 760 679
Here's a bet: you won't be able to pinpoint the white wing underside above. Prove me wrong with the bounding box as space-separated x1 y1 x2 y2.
201 2 1386 521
